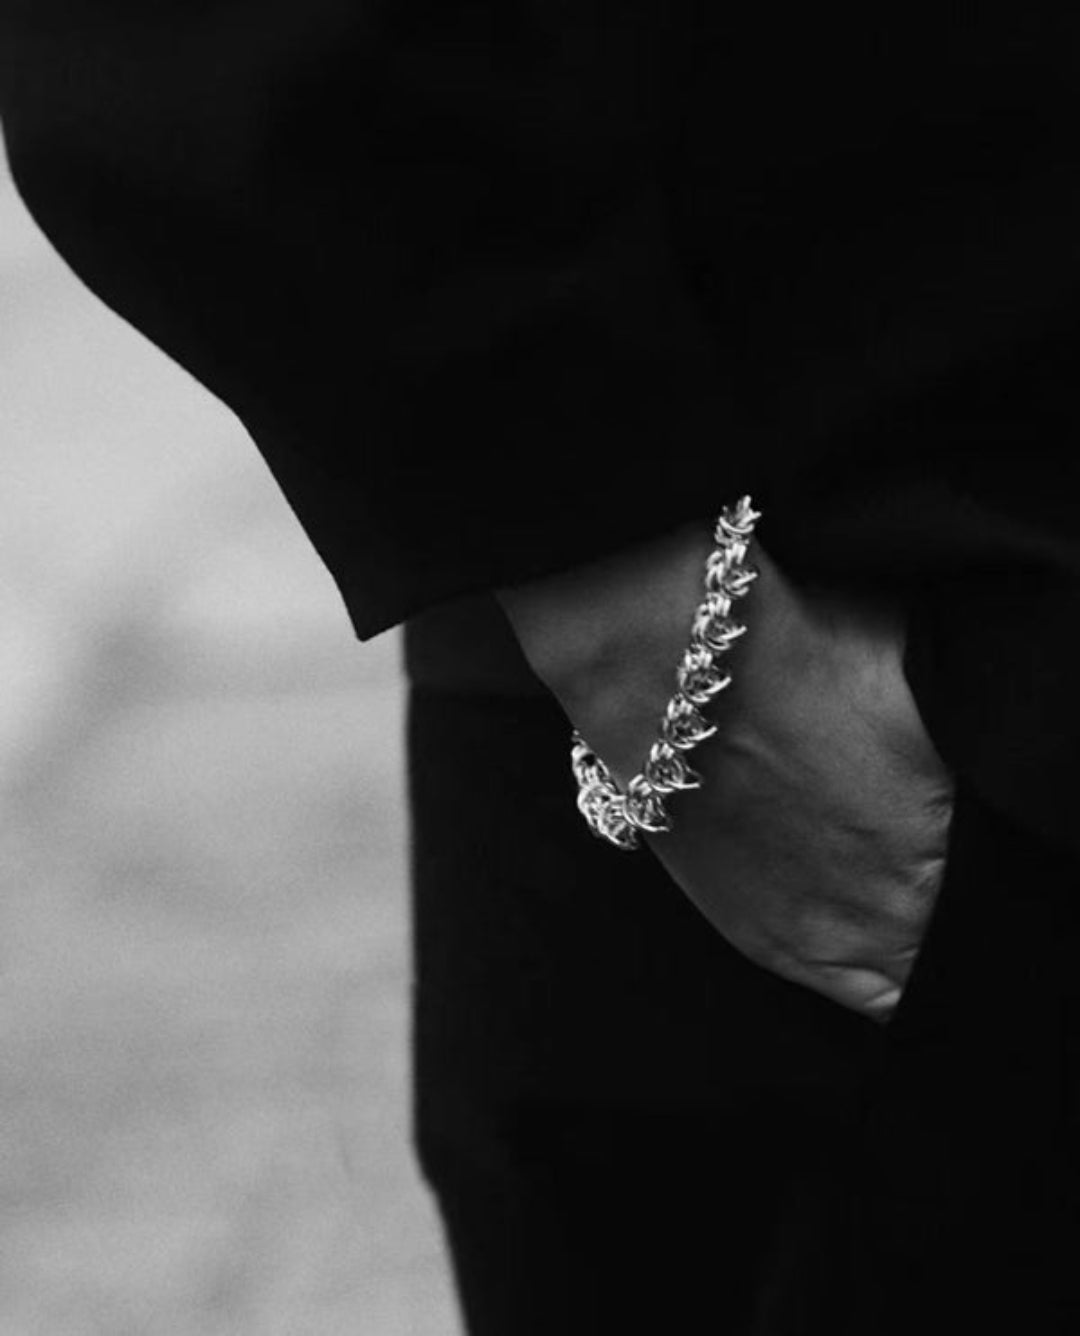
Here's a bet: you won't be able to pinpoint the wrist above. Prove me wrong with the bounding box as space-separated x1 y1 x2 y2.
499 520 767 787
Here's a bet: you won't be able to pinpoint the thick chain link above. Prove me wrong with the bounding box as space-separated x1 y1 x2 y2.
570 495 761 850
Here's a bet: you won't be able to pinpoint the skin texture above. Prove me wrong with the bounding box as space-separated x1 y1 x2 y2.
499 523 956 1023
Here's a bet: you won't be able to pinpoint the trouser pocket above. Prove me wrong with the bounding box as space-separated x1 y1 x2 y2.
882 778 964 1041
843 777 1080 1332
885 770 1077 1046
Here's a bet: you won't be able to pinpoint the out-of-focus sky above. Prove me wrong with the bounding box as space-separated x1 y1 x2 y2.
0 139 459 1334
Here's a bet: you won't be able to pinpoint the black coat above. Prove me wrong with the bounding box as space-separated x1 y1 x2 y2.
1 6 1077 846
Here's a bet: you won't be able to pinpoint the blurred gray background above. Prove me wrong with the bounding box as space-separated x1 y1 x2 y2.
1 139 461 1334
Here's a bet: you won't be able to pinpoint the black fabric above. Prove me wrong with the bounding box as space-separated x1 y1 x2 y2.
408 684 1080 1335
2 5 1079 859
2 7 1080 855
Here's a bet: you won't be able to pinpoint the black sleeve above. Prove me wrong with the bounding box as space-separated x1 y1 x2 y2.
0 1 750 634
3 6 1080 853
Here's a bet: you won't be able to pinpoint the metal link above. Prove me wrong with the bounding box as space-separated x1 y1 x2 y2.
692 601 748 654
570 496 761 850
625 775 673 834
676 646 724 706
661 695 718 750
643 740 702 794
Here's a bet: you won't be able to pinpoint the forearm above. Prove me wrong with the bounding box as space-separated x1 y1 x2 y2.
497 522 705 777
496 518 782 789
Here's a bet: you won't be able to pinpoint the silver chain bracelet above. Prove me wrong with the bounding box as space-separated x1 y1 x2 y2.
570 495 762 851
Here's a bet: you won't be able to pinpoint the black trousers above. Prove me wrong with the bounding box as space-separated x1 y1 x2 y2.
407 684 1080 1335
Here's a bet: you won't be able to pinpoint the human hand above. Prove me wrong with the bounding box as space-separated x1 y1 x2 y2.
501 528 955 1023
636 546 955 1021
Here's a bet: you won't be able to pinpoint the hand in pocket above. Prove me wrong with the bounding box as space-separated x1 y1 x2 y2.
645 547 956 1021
